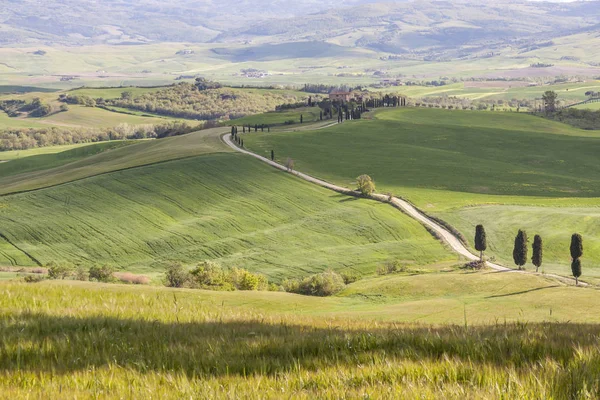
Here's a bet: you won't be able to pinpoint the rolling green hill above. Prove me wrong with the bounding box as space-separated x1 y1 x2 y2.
243 107 600 279
0 128 453 279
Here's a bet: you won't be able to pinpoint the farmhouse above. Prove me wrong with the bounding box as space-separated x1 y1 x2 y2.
329 91 353 102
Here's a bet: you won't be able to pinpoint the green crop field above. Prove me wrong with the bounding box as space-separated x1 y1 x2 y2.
0 128 229 195
228 107 322 127
243 107 600 279
0 150 453 278
0 141 133 179
2 276 600 398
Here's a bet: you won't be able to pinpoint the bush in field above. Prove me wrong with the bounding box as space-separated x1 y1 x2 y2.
190 261 232 290
24 275 45 283
285 270 345 297
47 261 74 280
356 174 375 196
377 260 406 275
229 267 268 291
164 262 190 288
462 260 486 270
74 267 89 281
88 265 115 282
341 272 360 284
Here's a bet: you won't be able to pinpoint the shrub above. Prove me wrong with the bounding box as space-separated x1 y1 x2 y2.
114 272 150 285
377 260 405 275
462 260 486 270
229 267 268 291
341 272 360 285
24 275 45 283
47 261 74 280
74 267 89 281
190 261 233 291
295 270 345 297
89 265 115 282
164 262 190 288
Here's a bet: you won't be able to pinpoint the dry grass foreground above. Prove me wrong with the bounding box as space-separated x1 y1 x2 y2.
1 281 600 399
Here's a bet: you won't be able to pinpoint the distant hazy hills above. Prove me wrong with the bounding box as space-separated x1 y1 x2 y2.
2 0 599 59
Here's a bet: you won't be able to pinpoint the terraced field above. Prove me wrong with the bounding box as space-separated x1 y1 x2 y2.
243 108 600 279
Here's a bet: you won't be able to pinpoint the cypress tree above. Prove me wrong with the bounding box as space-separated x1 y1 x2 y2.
474 225 487 262
532 235 543 272
241 139 244 147
300 114 303 124
570 233 583 260
512 229 528 270
243 126 245 133
572 258 582 285
271 150 274 161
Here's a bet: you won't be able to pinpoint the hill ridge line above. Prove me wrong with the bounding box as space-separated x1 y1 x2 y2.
221 131 590 286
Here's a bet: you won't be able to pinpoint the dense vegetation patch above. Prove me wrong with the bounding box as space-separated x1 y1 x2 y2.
105 83 309 121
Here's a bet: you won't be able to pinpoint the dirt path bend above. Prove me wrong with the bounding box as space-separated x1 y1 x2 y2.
222 132 589 285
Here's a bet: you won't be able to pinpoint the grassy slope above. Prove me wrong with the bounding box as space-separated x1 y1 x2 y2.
2 278 600 398
229 107 322 126
0 151 452 278
0 141 133 179
37 105 169 128
243 108 600 277
0 127 230 195
0 142 127 161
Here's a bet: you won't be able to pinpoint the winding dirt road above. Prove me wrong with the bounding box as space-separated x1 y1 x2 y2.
222 132 510 272
222 131 591 286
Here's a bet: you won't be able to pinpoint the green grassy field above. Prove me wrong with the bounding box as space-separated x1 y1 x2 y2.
0 141 128 161
0 150 453 278
243 108 600 278
37 105 170 128
0 128 229 195
0 141 133 179
2 277 600 398
229 107 322 127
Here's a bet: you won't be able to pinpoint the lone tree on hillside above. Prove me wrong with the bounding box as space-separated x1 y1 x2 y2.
572 258 582 286
512 229 528 270
570 233 583 285
570 233 583 260
356 175 375 196
271 150 274 161
542 91 558 113
532 234 543 273
474 225 487 262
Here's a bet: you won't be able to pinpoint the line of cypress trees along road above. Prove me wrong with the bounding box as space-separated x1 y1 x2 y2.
475 226 582 284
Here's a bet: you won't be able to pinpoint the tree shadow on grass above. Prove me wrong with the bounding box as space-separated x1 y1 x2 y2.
2 312 600 383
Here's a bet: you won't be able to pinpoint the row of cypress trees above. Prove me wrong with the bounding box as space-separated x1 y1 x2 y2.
475 225 584 285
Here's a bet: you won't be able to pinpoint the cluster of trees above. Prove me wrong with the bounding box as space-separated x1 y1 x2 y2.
164 261 271 291
0 98 52 118
0 121 197 151
475 225 584 284
105 83 306 121
542 108 600 130
164 261 356 296
301 84 363 94
59 94 97 107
